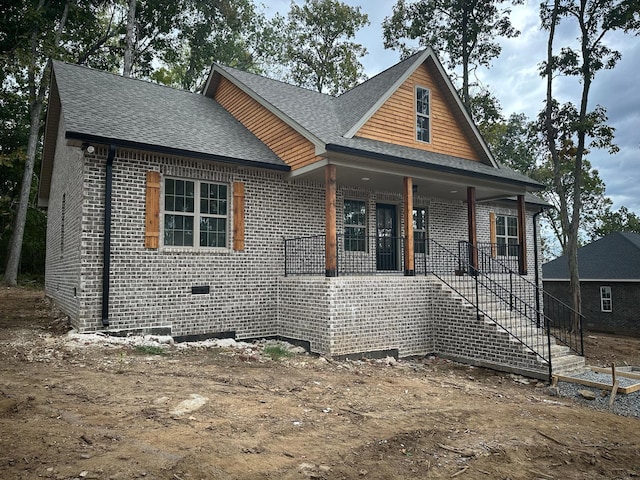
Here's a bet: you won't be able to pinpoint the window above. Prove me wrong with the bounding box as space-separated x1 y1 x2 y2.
600 286 612 312
416 86 430 143
344 199 366 251
163 178 228 248
413 207 428 254
496 215 518 257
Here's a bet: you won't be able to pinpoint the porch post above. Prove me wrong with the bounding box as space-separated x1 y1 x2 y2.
325 164 337 277
467 186 478 274
403 177 415 276
517 194 528 275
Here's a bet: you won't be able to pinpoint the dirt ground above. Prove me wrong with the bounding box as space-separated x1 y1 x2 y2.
1 287 639 480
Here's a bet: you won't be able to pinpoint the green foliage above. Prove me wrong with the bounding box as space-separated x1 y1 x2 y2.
382 0 520 107
593 206 640 239
134 345 166 355
262 344 293 361
284 0 370 95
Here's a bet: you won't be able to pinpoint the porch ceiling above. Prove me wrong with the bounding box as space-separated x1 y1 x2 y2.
290 152 533 202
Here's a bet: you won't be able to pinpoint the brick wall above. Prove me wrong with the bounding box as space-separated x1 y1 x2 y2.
543 280 640 336
44 113 84 327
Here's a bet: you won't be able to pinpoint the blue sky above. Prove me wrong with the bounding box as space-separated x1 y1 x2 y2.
265 1 640 216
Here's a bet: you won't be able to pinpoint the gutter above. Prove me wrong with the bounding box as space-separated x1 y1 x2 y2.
324 143 543 190
101 144 116 327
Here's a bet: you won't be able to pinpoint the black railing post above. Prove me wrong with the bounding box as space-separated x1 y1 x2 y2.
509 271 513 311
284 237 288 276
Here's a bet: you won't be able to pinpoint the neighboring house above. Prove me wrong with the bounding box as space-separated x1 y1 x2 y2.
40 48 584 378
542 232 640 336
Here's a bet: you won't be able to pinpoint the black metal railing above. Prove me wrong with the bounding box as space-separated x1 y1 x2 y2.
427 239 553 377
285 234 414 276
455 241 584 357
475 242 521 272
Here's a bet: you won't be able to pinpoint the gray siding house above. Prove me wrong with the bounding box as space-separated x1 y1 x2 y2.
40 48 585 378
543 232 640 336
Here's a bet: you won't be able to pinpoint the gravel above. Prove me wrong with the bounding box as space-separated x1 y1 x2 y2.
556 369 640 418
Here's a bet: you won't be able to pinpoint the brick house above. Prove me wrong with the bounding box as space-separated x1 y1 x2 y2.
40 48 585 378
543 232 640 336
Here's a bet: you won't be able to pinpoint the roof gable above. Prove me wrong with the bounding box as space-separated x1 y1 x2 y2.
542 232 640 280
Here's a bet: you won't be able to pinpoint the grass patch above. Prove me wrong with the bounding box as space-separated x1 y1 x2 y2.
263 344 293 361
134 345 166 355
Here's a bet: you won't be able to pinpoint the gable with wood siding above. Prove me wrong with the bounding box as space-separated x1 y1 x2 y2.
213 76 319 171
355 61 481 162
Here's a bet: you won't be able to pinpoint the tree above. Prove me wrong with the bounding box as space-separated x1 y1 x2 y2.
382 0 520 109
284 0 370 95
2 1 123 285
539 0 638 324
593 206 640 239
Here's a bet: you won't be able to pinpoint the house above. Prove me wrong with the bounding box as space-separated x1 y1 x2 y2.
40 48 585 379
542 232 640 336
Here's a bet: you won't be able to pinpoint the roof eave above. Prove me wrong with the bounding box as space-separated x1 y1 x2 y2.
65 132 291 172
325 143 542 190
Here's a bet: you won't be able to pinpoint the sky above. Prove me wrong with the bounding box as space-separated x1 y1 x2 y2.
264 1 640 216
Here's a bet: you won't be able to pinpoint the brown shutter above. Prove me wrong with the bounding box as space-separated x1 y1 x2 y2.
489 211 497 258
233 182 245 251
145 171 160 249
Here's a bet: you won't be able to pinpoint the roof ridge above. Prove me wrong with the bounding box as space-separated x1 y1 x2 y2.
215 63 338 99
53 60 198 97
336 49 423 99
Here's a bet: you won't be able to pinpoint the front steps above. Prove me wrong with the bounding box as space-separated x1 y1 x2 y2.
435 277 586 378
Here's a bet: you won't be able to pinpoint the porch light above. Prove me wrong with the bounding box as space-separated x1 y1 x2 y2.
361 177 370 181
450 190 458 194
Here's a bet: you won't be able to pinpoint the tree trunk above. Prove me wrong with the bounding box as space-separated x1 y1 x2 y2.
123 0 136 77
3 0 68 285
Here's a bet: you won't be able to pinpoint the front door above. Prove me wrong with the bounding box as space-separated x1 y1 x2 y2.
376 204 397 271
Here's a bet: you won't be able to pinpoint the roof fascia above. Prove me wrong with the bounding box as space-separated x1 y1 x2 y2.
205 65 326 153
38 64 61 206
344 48 499 169
325 143 541 190
65 132 291 172
344 49 432 139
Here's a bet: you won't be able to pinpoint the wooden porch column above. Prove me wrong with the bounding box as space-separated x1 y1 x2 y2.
517 194 528 275
403 177 415 276
325 164 337 277
467 186 478 274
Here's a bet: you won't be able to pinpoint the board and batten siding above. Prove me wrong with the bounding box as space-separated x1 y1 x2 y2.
355 62 480 162
214 77 319 170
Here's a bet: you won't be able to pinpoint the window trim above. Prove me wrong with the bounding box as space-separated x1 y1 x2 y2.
600 286 612 312
495 214 519 257
161 176 230 250
343 198 367 252
415 85 431 144
413 206 428 254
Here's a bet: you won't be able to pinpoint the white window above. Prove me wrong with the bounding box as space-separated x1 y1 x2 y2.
600 286 612 312
344 199 366 252
413 207 428 254
163 178 228 248
496 215 518 257
416 86 431 143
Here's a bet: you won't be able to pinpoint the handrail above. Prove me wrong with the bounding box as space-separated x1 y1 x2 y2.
458 241 584 357
427 239 553 378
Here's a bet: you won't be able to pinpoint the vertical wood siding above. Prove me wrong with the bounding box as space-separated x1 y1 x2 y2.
356 63 480 162
214 77 319 170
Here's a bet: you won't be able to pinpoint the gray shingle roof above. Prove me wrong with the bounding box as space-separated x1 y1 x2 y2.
542 232 640 280
52 60 287 169
211 52 541 190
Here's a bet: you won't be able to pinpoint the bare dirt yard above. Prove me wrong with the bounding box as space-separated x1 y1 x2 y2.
1 286 639 480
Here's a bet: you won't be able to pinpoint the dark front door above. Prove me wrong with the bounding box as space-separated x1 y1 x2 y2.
376 204 398 271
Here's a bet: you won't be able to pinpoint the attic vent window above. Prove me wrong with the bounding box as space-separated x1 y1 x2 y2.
416 86 431 143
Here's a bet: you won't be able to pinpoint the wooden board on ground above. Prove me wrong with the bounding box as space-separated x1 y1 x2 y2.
553 370 640 395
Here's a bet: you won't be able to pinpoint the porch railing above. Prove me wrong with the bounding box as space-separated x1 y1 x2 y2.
455 241 584 357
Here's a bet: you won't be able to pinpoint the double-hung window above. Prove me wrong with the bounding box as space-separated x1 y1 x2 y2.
413 207 428 254
416 86 431 143
600 286 612 312
344 199 366 252
164 178 228 248
496 215 518 257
